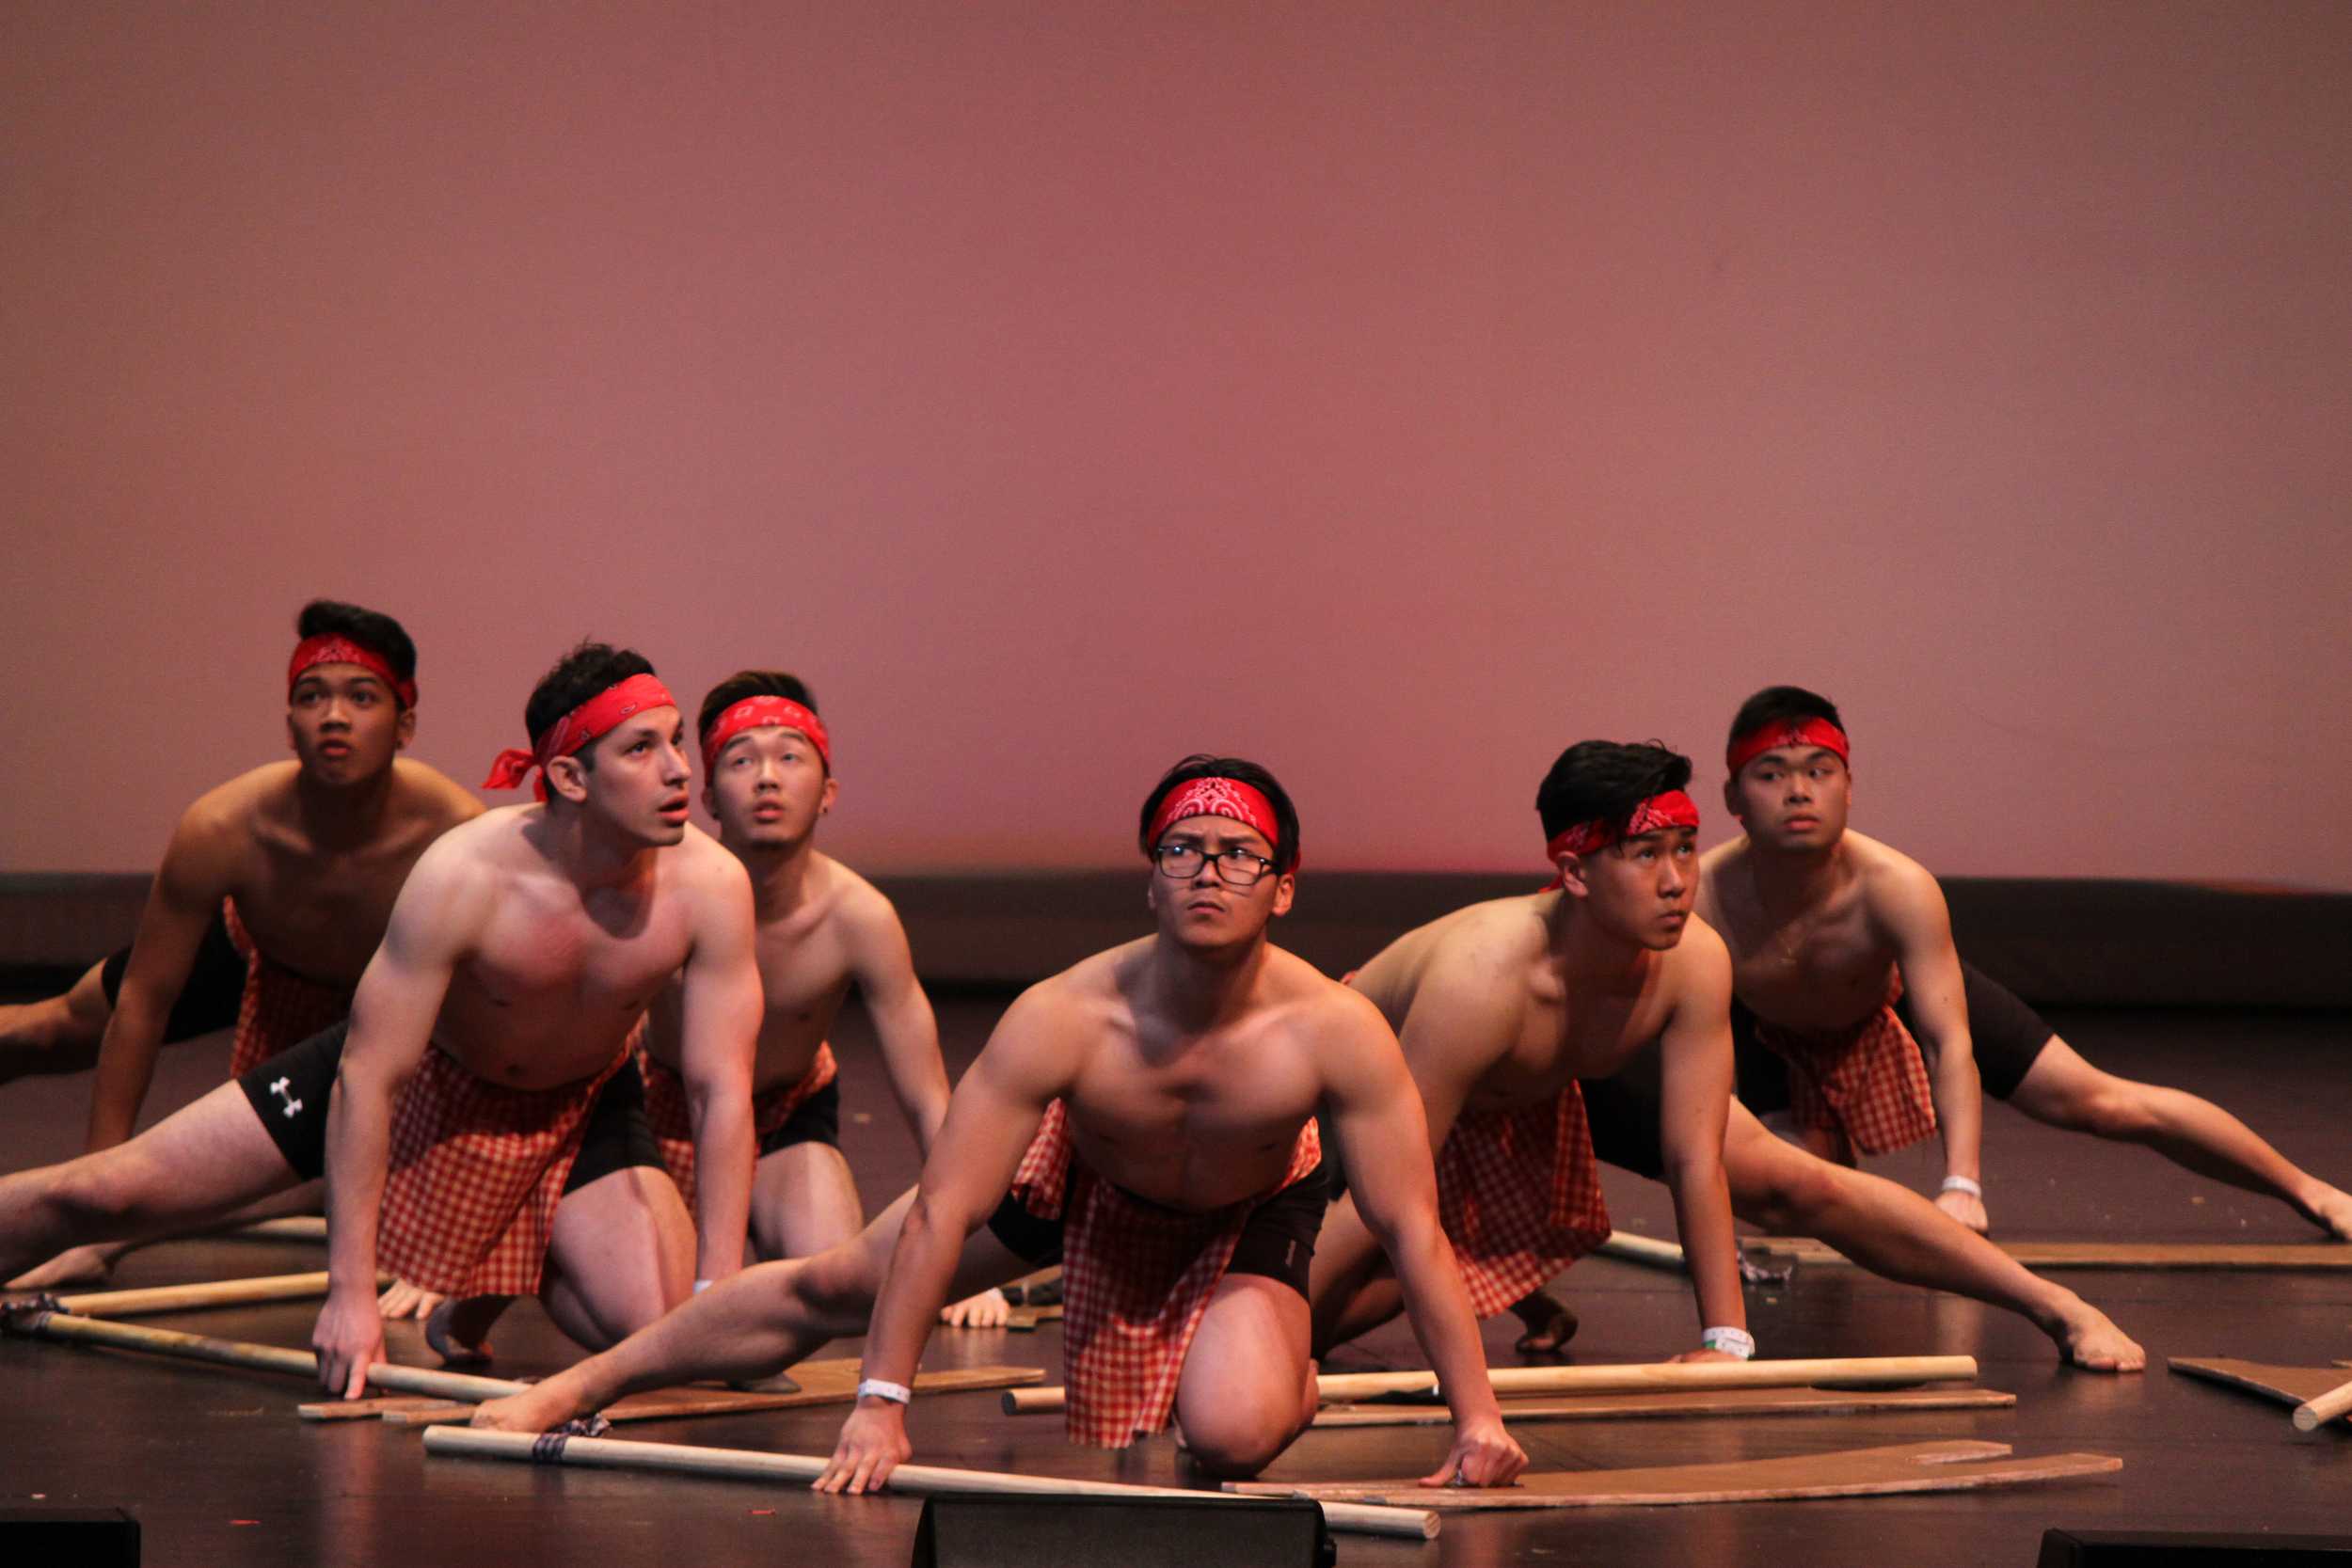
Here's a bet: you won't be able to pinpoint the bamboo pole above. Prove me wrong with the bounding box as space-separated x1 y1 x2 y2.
423 1426 1438 1542
8 1310 526 1402
2291 1374 2352 1433
1597 1231 1689 1270
56 1272 353 1319
1002 1354 1978 1415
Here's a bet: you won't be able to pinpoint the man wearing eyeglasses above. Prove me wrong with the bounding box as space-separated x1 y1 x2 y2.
467 753 1525 1496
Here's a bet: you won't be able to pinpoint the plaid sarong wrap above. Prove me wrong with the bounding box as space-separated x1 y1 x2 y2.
1007 1098 1323 1449
637 1041 838 1211
1435 1085 1613 1318
222 897 357 1078
374 1045 632 1298
1751 973 1936 1160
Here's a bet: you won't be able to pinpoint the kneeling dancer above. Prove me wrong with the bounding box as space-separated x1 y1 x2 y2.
6 599 480 1291
470 756 1525 1494
1316 740 2142 1372
0 644 763 1396
1702 684 2351 1242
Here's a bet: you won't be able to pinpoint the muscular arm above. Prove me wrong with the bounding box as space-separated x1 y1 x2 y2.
1656 932 1746 1350
674 859 764 1283
315 844 477 1397
85 807 240 1151
819 985 1073 1493
1877 867 1985 1227
842 893 950 1153
1327 991 1524 1486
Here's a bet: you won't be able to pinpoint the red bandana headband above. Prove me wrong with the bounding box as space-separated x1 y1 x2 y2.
288 634 416 710
701 696 831 776
484 673 677 801
1145 777 1285 863
1725 717 1850 779
1544 790 1701 885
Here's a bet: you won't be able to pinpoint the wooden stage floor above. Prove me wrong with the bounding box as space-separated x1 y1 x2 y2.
4 993 2346 1566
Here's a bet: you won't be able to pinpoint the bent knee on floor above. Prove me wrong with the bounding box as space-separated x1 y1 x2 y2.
1182 1415 1297 1480
46 1155 157 1231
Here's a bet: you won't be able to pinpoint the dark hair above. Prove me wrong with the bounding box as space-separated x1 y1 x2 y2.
295 599 417 705
1137 754 1301 875
1727 686 1845 751
525 641 659 768
1535 740 1693 844
697 671 822 768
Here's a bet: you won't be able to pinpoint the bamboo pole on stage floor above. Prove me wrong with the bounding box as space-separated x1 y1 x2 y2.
424 1426 1439 1541
1001 1354 1979 1415
54 1271 363 1319
2291 1374 2352 1433
5 1309 525 1402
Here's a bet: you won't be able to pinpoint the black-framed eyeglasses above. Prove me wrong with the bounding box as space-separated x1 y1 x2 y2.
1152 843 1279 887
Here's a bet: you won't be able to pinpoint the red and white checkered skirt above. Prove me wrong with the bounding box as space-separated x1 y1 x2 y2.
1436 1085 1613 1318
1751 973 1936 1160
373 1046 630 1298
222 898 357 1078
1007 1099 1323 1449
636 1042 838 1211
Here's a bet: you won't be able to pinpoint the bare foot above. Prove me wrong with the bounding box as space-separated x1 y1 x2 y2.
377 1278 447 1321
469 1373 595 1433
7 1245 119 1291
1507 1289 1579 1354
423 1295 505 1365
2299 1183 2352 1242
2050 1300 2146 1373
938 1287 1011 1328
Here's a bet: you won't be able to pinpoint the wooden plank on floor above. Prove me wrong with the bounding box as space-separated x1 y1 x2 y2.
2168 1357 2352 1410
1229 1440 2122 1511
1311 1386 2015 1428
1748 1237 2352 1270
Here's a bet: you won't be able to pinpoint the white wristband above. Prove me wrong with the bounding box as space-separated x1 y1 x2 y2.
1700 1326 1756 1360
855 1377 913 1405
1939 1176 1983 1199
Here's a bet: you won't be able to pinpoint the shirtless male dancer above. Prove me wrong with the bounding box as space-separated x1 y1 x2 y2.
1700 684 2352 1242
5 600 481 1291
0 643 764 1397
1312 740 1749 1366
469 755 1526 1496
1327 742 2142 1372
641 672 1001 1323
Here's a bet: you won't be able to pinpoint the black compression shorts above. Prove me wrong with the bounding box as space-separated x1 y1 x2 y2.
985 1159 1331 1298
100 906 246 1044
1729 959 2058 1115
237 1022 663 1193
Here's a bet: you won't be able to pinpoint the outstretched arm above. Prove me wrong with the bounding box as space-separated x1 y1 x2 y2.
842 893 951 1154
818 985 1074 1495
1656 929 1747 1357
1326 993 1527 1488
1879 869 1985 1231
674 859 763 1285
84 810 237 1150
315 844 475 1398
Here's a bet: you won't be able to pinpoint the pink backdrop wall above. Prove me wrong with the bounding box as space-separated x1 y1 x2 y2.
6 3 2348 886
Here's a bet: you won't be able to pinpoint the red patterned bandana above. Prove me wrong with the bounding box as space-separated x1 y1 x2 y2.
1144 777 1283 863
288 634 416 710
1726 717 1850 780
1544 789 1700 884
700 696 831 776
484 673 677 801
